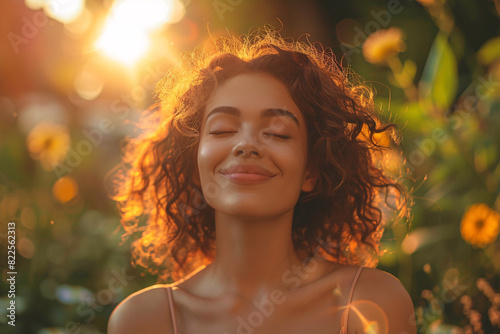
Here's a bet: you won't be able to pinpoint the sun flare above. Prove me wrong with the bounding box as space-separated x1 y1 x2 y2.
94 0 185 67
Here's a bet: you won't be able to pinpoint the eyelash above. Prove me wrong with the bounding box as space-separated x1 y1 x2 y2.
267 133 291 140
208 131 290 140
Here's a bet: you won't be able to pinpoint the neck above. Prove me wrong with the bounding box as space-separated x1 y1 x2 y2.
204 210 303 299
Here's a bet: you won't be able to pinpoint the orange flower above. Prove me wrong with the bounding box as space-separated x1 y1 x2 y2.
460 203 500 248
362 27 406 65
27 121 70 170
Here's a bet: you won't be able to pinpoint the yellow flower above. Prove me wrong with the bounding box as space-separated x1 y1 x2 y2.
27 121 70 170
460 203 500 248
362 27 406 65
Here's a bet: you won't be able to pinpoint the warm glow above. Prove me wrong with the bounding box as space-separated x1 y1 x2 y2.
26 121 70 171
112 0 171 30
349 302 389 334
64 8 93 36
52 176 79 203
44 0 85 23
362 27 406 65
25 0 44 10
74 63 104 100
460 203 500 248
95 0 185 67
95 19 151 66
25 0 85 23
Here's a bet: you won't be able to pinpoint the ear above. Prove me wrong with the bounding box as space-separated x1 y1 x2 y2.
301 164 318 193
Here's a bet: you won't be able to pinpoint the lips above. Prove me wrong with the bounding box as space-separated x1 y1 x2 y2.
220 164 276 184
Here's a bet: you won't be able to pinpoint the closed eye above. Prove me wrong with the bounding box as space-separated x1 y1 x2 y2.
264 133 290 140
208 131 236 135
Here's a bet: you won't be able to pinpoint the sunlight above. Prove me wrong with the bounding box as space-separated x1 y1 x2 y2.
94 0 185 67
345 302 389 334
25 0 85 23
95 18 151 66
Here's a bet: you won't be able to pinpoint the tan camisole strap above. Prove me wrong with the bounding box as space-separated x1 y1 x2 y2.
166 287 180 334
339 266 364 333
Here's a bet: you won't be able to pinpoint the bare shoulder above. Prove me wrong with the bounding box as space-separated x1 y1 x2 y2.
348 267 417 333
107 284 174 334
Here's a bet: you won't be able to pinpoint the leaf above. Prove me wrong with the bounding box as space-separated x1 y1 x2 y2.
477 36 500 65
419 32 458 111
387 60 417 88
403 59 417 82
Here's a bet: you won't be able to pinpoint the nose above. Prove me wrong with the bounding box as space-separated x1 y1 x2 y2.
232 131 263 158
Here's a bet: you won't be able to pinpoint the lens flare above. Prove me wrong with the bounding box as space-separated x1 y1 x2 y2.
344 300 389 334
95 0 185 67
46 0 85 23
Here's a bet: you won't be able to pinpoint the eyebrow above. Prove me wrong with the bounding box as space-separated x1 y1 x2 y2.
205 106 299 126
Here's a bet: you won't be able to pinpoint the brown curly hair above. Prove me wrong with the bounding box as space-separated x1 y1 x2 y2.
112 27 410 282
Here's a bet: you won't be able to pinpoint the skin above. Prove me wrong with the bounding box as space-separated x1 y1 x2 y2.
108 73 417 334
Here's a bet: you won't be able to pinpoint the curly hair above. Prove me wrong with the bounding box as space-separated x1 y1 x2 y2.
112 27 411 282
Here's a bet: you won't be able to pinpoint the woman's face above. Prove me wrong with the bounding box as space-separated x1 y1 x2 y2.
197 72 316 218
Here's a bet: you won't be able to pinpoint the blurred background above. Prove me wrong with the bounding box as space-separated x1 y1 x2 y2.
0 0 499 333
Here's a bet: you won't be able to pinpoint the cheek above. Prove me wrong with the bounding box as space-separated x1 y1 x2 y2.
275 142 308 168
196 140 228 207
197 139 224 178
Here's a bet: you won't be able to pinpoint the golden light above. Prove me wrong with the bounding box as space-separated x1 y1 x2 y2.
25 0 44 10
25 0 85 23
112 0 170 30
95 19 151 66
74 63 104 100
95 0 185 67
64 7 93 36
46 0 86 24
52 176 79 204
349 302 388 334
26 121 70 171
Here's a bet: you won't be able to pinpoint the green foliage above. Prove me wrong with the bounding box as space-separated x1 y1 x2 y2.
419 32 458 111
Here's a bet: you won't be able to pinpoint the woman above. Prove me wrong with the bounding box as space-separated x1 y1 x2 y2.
108 28 416 333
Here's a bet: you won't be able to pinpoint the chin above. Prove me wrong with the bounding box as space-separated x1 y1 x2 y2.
212 196 296 219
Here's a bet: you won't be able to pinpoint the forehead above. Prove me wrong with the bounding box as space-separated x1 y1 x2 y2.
204 73 302 120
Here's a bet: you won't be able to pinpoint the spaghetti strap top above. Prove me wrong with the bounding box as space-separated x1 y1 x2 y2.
339 266 364 333
165 266 364 334
166 286 180 334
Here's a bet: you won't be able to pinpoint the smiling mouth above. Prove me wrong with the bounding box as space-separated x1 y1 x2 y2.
222 172 274 183
219 164 277 184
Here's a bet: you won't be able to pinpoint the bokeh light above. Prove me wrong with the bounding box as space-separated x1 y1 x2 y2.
20 207 37 230
52 176 79 203
64 7 93 36
55 285 93 305
24 0 46 10
18 237 35 259
17 97 67 135
25 0 85 23
336 18 361 48
74 63 104 100
44 0 85 23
